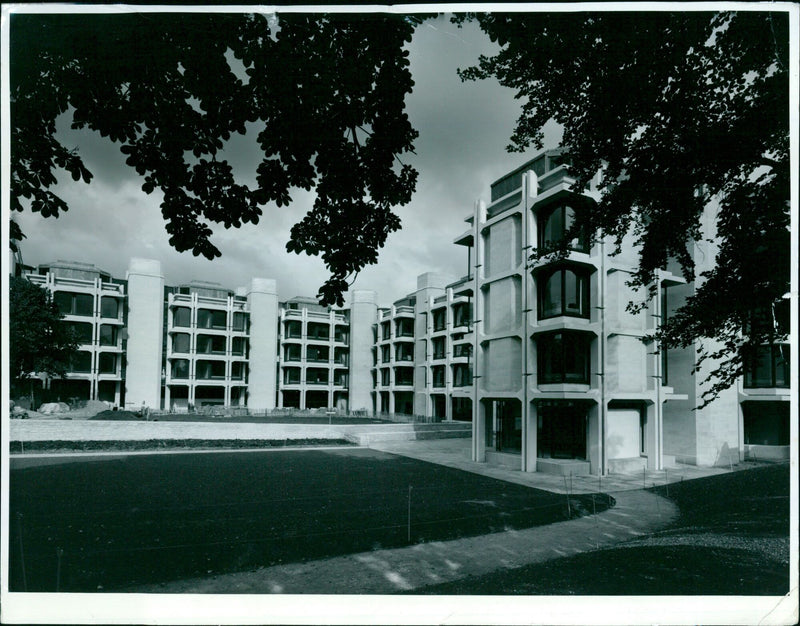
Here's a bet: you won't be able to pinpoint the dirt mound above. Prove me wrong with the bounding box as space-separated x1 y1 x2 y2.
90 410 141 421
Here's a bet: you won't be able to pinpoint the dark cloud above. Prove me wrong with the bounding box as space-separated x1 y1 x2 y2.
13 12 562 307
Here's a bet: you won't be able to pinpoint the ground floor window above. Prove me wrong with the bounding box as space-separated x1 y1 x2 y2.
483 398 521 454
452 397 472 421
743 401 789 446
394 391 413 415
537 401 587 460
282 390 300 409
306 390 329 409
432 394 447 418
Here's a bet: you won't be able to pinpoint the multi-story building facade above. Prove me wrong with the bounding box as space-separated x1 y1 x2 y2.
23 260 127 406
13 150 790 471
459 150 791 474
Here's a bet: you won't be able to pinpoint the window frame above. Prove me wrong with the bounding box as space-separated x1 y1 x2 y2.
537 266 591 320
537 202 588 254
537 331 591 385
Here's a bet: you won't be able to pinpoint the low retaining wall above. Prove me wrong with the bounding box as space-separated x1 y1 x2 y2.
9 420 471 445
9 420 348 442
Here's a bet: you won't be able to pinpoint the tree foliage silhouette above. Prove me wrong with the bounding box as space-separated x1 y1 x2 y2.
11 12 422 305
9 276 80 389
457 11 790 405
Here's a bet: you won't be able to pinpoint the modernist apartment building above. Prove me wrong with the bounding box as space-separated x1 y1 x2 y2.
458 150 791 474
12 150 790 473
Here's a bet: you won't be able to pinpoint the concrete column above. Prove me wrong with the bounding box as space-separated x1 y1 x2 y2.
472 199 487 462
588 403 602 475
644 402 659 470
349 290 378 413
124 258 164 410
474 399 487 462
526 401 538 472
247 278 278 410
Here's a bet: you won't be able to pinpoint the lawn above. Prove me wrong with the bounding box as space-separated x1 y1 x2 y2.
414 463 790 595
8 447 610 592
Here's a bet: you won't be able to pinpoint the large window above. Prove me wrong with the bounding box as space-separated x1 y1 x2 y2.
98 353 117 374
453 302 472 328
66 321 93 344
55 291 94 317
196 360 225 380
395 367 414 386
538 267 590 319
306 368 329 385
173 307 191 327
232 312 248 332
307 322 330 340
453 343 472 359
284 344 301 361
196 334 226 354
284 367 301 384
537 332 591 384
172 333 191 353
396 319 414 337
395 343 414 362
307 345 330 362
453 364 472 387
432 309 446 332
432 365 446 388
744 345 790 389
171 359 190 379
71 351 92 373
285 320 302 338
231 337 247 357
99 324 118 347
100 296 119 319
538 203 588 253
432 337 446 360
743 401 789 446
197 309 227 330
231 361 246 381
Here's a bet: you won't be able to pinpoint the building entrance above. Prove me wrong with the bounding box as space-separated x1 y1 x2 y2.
537 402 587 459
495 399 522 454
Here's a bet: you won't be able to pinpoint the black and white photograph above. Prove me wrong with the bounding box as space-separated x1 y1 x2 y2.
2 2 797 624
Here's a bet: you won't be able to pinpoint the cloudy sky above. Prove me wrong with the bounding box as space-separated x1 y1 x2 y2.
11 10 562 307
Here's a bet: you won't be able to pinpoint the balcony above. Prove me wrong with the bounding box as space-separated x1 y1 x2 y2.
394 305 415 318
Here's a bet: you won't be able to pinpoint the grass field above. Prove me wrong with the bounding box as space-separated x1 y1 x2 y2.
9 447 610 592
415 463 790 595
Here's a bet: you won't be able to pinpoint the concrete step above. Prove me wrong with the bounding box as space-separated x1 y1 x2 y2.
537 458 591 476
608 456 647 473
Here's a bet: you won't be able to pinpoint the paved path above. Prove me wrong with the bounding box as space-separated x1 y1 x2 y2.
130 489 675 594
369 438 736 494
128 439 689 594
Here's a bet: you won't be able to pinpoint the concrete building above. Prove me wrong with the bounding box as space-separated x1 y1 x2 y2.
460 150 791 475
13 150 790 469
24 260 127 406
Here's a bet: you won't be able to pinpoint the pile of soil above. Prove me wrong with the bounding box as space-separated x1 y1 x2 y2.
89 410 141 421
